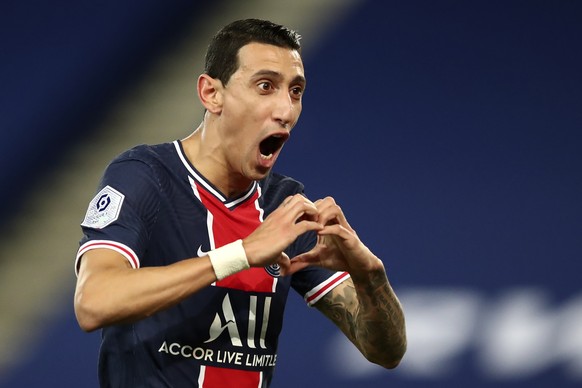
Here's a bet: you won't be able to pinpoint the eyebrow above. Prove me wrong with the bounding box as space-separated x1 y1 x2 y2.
252 70 306 86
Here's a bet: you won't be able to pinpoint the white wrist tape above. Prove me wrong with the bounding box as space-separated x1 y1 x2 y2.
207 239 250 280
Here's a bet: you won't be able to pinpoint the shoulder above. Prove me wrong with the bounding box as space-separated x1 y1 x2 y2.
111 142 176 167
96 142 180 197
102 142 181 181
259 171 306 199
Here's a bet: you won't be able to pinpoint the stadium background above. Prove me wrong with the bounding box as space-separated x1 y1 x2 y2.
0 1 581 387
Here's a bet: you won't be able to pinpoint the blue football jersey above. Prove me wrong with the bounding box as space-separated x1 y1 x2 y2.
77 141 349 387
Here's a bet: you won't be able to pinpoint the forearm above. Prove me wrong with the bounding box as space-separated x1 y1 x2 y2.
351 266 407 368
74 250 217 331
317 263 406 369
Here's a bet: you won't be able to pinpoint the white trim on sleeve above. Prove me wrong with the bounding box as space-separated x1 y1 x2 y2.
304 271 351 306
75 240 140 276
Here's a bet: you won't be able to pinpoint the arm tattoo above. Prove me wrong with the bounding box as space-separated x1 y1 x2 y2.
315 271 406 368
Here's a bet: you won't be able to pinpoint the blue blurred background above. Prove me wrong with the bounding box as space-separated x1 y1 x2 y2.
1 1 581 387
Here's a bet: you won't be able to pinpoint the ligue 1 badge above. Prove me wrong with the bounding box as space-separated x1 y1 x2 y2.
81 185 125 229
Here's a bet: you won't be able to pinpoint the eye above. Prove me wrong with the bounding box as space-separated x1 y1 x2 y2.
258 81 273 93
290 86 304 99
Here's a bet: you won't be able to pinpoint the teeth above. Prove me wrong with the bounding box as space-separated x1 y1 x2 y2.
260 153 274 160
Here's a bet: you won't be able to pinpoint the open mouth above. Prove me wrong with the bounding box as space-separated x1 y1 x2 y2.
259 133 289 159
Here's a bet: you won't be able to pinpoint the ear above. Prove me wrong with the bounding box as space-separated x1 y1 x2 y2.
197 74 223 113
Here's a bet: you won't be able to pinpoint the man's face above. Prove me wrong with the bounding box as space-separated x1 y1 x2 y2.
217 42 305 182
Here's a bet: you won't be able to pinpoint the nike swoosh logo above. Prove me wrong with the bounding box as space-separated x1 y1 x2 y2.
197 245 210 257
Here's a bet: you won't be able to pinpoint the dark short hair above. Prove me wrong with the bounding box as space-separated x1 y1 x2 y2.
204 19 302 85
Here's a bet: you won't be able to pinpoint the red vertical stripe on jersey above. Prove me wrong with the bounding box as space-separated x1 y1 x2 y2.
201 366 261 388
196 182 276 293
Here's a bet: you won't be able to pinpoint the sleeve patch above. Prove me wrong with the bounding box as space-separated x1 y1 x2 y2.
81 185 125 229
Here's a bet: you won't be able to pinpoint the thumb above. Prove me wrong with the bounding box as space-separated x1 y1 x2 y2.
286 258 311 276
278 252 310 276
275 252 291 276
292 244 326 266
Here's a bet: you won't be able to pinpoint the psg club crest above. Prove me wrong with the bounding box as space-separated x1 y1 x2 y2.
264 263 281 277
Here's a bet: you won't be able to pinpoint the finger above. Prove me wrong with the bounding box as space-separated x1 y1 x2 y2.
293 220 324 235
295 206 320 224
316 201 342 226
278 252 312 276
292 244 327 265
287 193 314 207
291 251 314 264
271 196 318 227
317 198 353 230
288 197 320 223
285 259 311 275
317 224 354 241
279 194 306 213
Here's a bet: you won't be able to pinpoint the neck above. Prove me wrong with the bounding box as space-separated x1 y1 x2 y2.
181 123 253 198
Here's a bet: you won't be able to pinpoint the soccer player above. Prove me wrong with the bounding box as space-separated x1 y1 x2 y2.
74 18 406 387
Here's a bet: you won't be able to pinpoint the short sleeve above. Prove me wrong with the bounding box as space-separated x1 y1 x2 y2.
290 230 350 307
76 157 160 274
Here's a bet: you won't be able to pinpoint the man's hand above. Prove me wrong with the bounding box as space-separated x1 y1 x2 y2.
242 194 322 274
290 196 407 368
291 196 383 279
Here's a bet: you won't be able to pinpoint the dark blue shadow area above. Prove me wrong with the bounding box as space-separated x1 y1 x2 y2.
281 0 582 292
0 0 222 223
0 301 101 387
276 1 582 386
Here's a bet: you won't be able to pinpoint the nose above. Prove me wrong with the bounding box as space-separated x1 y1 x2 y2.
273 91 297 129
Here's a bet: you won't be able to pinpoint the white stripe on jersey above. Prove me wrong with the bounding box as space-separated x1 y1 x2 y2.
76 240 140 276
304 271 351 306
198 365 206 387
